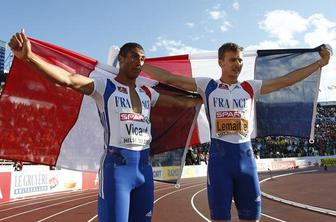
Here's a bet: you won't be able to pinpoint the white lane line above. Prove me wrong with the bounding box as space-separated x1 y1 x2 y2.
0 190 97 212
260 170 336 217
154 183 205 204
0 194 97 221
155 181 205 193
37 200 97 222
190 188 211 222
259 170 318 184
261 213 287 222
0 189 97 207
87 215 98 222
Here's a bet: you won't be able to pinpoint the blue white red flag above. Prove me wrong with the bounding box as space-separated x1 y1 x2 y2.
0 37 324 177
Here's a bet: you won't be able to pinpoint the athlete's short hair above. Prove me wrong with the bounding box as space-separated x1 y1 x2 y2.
218 43 243 59
118 42 144 58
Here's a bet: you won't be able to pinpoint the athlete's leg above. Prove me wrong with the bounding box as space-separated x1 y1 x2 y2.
128 163 154 222
98 151 134 222
233 147 261 221
207 140 234 221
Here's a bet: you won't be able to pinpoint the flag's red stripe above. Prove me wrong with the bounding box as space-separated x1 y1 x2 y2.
142 55 192 78
0 38 96 165
146 54 189 62
29 37 97 66
144 55 201 153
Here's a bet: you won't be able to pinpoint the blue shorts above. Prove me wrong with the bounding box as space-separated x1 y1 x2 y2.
207 139 261 220
98 147 153 222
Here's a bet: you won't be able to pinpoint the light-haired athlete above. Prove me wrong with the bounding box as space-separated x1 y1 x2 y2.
8 31 202 222
143 42 330 222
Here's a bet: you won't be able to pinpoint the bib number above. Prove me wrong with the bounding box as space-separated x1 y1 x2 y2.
120 113 151 145
215 118 248 137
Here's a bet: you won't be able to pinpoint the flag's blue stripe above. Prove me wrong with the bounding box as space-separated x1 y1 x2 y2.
255 51 319 138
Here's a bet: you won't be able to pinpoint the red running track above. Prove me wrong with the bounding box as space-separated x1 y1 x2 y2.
0 167 335 222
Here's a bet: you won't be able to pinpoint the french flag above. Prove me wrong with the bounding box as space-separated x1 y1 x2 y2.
0 37 323 173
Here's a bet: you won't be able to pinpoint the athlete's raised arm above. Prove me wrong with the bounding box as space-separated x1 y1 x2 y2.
8 31 94 95
142 64 198 92
260 47 331 95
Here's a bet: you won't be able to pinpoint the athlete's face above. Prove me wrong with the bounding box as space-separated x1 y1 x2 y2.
218 50 243 79
119 47 145 79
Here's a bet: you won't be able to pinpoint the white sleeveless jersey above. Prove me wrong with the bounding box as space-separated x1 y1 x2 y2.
90 77 159 151
196 78 262 144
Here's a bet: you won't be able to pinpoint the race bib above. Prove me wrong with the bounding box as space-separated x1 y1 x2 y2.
119 113 151 145
215 111 248 137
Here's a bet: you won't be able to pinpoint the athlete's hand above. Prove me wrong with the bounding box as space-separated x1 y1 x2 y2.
319 46 331 67
8 30 32 61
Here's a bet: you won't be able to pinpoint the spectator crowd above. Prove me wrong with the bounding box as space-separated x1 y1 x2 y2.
253 103 336 159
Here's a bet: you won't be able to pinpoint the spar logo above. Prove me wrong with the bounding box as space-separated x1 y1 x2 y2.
216 111 241 118
120 113 149 123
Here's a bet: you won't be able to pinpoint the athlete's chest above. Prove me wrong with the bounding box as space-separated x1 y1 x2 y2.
208 87 252 111
208 85 253 137
107 84 151 114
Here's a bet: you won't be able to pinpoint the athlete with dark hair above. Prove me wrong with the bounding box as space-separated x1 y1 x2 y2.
9 31 202 222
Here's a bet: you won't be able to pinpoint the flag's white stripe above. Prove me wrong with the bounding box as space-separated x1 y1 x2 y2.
188 50 257 60
196 106 210 143
56 67 106 172
310 69 322 142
